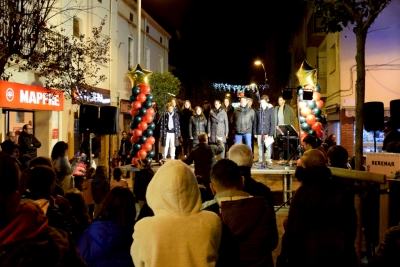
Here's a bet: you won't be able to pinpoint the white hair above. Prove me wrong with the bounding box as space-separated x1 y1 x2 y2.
228 144 253 167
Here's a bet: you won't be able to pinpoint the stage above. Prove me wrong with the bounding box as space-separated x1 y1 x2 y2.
120 162 298 208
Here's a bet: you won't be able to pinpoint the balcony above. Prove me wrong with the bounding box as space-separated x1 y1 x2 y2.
307 14 326 47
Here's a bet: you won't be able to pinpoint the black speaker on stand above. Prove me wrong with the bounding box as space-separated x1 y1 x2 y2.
79 104 99 134
99 106 119 135
390 99 400 130
364 101 384 152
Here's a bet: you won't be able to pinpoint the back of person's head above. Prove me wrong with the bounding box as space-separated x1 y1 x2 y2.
229 144 253 168
1 142 19 155
96 166 107 176
303 135 317 148
29 156 53 168
25 165 56 200
138 158 154 176
65 188 90 224
0 152 20 227
327 145 349 168
99 186 136 229
51 141 68 160
113 167 122 182
384 121 393 129
301 149 326 168
86 167 95 179
198 132 208 143
22 124 28 131
210 159 242 192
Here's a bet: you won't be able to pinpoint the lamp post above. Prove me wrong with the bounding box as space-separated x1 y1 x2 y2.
254 60 267 84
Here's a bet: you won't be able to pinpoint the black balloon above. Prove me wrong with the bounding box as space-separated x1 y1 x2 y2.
308 130 316 136
132 86 140 96
138 136 147 144
313 107 322 116
147 151 155 158
144 129 153 137
129 95 136 102
299 116 306 123
147 122 156 130
301 122 311 131
146 94 154 101
307 100 316 109
133 143 142 150
143 100 152 109
133 115 142 124
130 121 137 130
129 149 136 157
315 84 321 92
138 107 147 116
316 116 323 122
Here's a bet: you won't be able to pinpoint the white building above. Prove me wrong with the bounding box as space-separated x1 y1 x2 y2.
288 0 400 156
0 0 170 162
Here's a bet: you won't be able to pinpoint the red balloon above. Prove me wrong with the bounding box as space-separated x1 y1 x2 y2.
133 129 143 137
313 92 321 102
142 142 152 152
297 158 302 166
300 107 311 117
130 136 138 144
132 101 142 109
305 114 316 125
300 131 307 139
137 149 147 158
138 121 148 131
315 100 324 109
131 157 139 166
137 93 146 103
298 101 307 110
316 129 324 139
139 84 151 95
143 114 153 123
130 108 139 116
146 136 155 145
311 122 322 132
146 108 155 116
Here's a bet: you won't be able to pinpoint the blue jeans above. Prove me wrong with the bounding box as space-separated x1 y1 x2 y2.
234 133 252 151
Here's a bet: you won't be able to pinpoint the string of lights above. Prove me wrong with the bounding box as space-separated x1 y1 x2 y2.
213 83 269 92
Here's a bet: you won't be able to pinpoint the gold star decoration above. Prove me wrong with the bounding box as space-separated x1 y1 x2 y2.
126 63 153 87
296 61 317 88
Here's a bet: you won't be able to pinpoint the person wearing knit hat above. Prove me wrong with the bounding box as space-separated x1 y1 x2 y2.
131 160 222 267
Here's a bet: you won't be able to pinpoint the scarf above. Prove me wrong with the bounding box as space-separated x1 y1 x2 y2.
168 112 174 130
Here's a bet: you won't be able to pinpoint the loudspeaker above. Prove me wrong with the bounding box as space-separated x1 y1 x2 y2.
364 101 384 131
79 104 99 133
99 106 119 135
390 99 400 129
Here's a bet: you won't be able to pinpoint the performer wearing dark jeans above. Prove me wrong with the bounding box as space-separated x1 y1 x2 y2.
118 131 132 166
180 100 193 157
274 96 295 160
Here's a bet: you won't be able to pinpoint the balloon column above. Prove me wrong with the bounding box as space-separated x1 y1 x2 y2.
126 64 155 166
296 61 324 147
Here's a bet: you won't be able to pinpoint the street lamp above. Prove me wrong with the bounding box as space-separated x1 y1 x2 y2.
254 60 267 84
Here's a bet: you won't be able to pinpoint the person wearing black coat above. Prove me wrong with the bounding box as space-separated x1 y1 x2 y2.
254 95 275 165
118 131 132 166
189 106 208 148
180 100 193 157
208 100 229 159
18 124 41 159
233 97 255 151
223 98 235 151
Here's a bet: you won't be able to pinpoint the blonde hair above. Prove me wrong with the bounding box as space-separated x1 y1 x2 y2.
301 149 326 168
182 100 192 111
228 144 253 167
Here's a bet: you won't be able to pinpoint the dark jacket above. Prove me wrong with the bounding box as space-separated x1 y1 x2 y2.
118 137 132 157
234 105 255 135
202 190 278 267
182 140 224 183
254 106 275 136
77 220 134 267
180 108 193 138
81 136 101 159
0 202 86 267
225 105 235 141
18 131 41 158
189 115 208 144
160 112 181 147
91 174 110 204
274 104 295 137
208 108 229 143
367 224 400 267
283 166 357 267
382 130 400 151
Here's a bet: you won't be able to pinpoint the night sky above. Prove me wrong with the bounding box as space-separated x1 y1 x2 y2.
141 0 306 95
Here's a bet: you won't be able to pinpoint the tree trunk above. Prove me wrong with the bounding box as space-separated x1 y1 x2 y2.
354 29 367 266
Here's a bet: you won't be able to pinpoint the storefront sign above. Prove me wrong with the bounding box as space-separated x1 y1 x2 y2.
366 152 400 178
0 81 64 111
72 87 110 106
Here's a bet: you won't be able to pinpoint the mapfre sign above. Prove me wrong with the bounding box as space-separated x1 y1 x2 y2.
0 81 64 111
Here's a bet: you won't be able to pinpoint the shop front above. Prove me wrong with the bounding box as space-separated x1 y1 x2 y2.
0 80 64 157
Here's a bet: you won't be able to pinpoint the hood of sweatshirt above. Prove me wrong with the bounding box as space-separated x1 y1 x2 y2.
146 160 201 216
